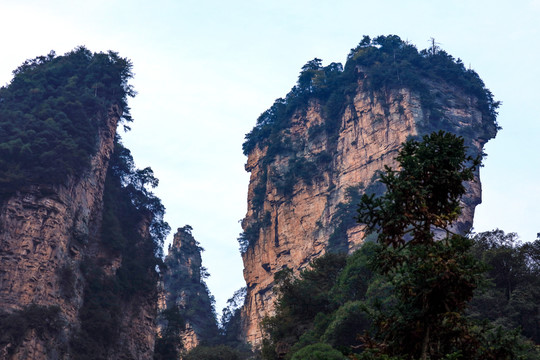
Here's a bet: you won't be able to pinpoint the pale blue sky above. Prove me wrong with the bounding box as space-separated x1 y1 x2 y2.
1 0 539 314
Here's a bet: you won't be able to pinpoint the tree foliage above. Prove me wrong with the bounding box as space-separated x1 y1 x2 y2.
220 287 248 347
0 305 63 355
161 226 219 348
0 47 171 358
183 344 251 360
260 132 538 360
469 230 540 345
357 131 480 248
154 306 185 360
0 47 135 196
72 138 170 359
242 35 499 157
261 251 373 359
355 131 534 359
179 287 253 360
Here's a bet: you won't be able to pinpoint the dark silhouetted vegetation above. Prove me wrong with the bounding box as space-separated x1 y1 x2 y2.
0 304 63 356
220 287 248 349
0 46 169 358
167 287 253 360
159 232 255 359
71 138 169 359
160 226 219 350
0 47 135 197
183 344 252 360
469 230 540 345
154 306 185 360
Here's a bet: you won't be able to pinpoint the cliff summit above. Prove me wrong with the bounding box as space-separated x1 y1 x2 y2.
238 35 499 345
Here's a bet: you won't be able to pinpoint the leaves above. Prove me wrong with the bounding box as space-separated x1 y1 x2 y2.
0 47 135 196
357 131 479 248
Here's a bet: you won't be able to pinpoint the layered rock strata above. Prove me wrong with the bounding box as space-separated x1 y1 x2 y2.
0 105 157 359
0 106 118 358
240 79 497 345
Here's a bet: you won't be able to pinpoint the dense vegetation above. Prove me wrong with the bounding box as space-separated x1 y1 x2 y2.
71 138 169 359
156 225 220 360
0 47 135 196
238 35 499 254
178 287 253 360
261 132 539 360
157 229 253 359
154 305 186 360
0 47 169 357
0 305 63 356
469 230 540 345
242 35 499 157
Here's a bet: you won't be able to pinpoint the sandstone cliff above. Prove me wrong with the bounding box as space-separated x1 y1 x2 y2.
239 38 499 345
0 105 118 358
0 49 162 359
159 226 219 352
0 107 159 359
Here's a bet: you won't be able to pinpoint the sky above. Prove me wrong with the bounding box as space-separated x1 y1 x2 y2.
1 0 539 315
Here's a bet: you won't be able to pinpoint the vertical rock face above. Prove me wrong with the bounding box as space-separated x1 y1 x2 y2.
160 226 218 352
0 106 118 358
0 105 159 359
239 73 498 344
0 49 162 359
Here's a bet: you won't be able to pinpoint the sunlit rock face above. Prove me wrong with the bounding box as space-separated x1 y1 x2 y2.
0 106 118 359
239 76 497 346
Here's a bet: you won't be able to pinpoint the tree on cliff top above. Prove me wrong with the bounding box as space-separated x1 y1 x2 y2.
0 46 135 196
242 35 500 157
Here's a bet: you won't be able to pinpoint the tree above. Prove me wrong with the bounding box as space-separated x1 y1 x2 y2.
259 131 537 359
0 47 136 197
357 130 480 248
469 230 540 344
290 343 347 360
356 131 512 359
154 306 185 360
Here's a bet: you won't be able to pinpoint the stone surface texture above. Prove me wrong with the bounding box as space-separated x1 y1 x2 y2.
239 79 497 346
160 227 217 352
0 105 157 359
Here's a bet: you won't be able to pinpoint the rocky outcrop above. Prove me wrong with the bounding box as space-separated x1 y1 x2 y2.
0 48 165 359
239 76 498 345
160 226 218 352
0 105 157 359
0 105 119 358
113 293 158 360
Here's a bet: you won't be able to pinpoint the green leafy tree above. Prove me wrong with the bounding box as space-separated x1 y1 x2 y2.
220 287 248 349
356 131 532 359
0 47 135 196
259 132 539 360
71 139 169 359
183 344 250 360
357 130 480 248
469 230 540 344
154 306 185 360
291 343 347 360
261 254 348 359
